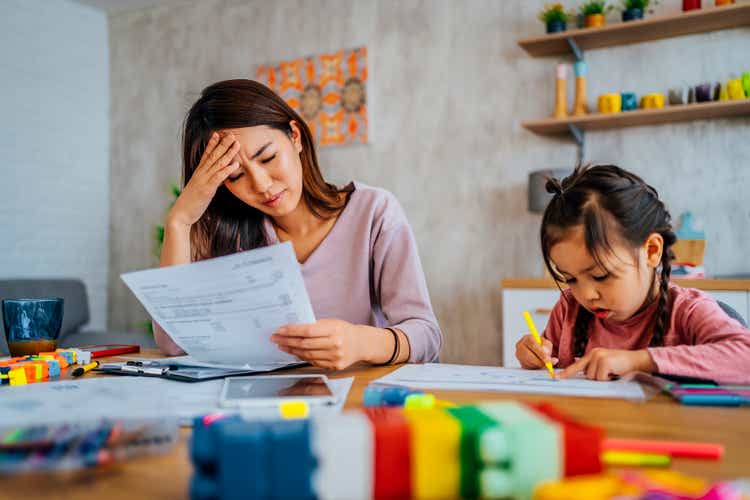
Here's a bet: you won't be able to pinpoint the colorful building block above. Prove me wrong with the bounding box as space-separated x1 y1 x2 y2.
447 405 501 499
529 402 603 477
311 412 372 500
479 403 563 500
403 408 461 500
364 407 412 499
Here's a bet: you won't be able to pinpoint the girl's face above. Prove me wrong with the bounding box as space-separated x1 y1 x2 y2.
549 225 663 322
220 122 304 217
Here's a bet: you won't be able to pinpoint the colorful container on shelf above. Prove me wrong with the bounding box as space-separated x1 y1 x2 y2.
584 13 606 28
598 93 622 113
640 93 665 109
621 92 638 111
682 0 702 11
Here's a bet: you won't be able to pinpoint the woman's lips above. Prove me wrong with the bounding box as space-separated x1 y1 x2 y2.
263 190 284 207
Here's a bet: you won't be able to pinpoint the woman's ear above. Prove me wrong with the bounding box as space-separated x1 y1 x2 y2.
643 233 664 269
289 120 303 153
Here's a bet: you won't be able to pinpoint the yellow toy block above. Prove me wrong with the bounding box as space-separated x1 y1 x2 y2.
9 367 28 386
403 408 461 500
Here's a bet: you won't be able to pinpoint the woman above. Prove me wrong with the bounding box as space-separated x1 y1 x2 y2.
154 79 443 369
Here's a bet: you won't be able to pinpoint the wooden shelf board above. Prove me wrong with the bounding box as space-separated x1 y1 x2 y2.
522 99 750 135
518 3 750 57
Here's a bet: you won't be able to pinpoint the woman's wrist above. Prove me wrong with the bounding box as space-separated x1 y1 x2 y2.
166 212 192 232
360 326 397 365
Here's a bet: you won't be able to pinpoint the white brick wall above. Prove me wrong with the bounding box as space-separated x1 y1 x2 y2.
0 0 109 330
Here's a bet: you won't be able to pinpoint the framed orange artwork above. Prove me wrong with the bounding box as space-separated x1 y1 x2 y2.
256 47 368 147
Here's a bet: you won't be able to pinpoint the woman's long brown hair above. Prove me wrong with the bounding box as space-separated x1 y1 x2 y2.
182 79 352 260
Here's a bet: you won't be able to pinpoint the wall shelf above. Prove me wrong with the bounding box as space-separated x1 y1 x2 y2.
522 99 750 136
518 3 750 57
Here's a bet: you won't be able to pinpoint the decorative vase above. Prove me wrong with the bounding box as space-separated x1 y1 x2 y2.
682 0 701 11
640 93 665 109
668 87 686 105
727 79 745 100
546 20 567 33
712 82 722 101
621 93 638 111
622 8 643 21
695 83 712 102
598 93 622 113
554 64 568 119
572 61 588 116
584 13 606 28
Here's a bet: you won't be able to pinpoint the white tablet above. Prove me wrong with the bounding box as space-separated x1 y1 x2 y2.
219 374 337 408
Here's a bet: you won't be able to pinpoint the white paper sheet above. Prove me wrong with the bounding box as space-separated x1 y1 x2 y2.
0 376 354 426
121 242 314 369
373 363 645 400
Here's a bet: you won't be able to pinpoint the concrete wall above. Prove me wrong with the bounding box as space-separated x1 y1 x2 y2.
108 0 750 364
0 0 109 331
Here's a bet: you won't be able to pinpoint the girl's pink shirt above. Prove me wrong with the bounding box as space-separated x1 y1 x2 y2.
543 283 750 384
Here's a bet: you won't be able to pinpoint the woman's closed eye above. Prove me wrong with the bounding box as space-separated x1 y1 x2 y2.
260 153 276 164
227 172 243 182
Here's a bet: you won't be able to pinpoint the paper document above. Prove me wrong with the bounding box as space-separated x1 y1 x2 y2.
121 242 314 369
374 363 645 400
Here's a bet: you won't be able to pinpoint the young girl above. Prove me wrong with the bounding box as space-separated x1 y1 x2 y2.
516 165 750 384
154 79 443 369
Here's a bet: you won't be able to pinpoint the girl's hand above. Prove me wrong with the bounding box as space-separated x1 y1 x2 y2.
515 334 558 369
167 132 241 227
559 348 657 381
270 319 366 371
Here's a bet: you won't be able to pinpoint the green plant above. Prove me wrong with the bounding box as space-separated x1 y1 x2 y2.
538 3 573 24
140 182 182 336
579 0 613 15
620 0 660 11
154 182 182 258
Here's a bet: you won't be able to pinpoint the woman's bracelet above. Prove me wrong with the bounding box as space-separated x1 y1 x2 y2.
377 327 400 366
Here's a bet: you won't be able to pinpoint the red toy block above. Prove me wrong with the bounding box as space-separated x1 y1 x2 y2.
528 402 604 477
364 407 412 499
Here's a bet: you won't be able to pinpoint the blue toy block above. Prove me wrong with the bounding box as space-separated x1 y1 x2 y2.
267 420 316 500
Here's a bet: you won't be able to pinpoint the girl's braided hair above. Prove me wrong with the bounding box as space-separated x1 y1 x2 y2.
541 165 677 357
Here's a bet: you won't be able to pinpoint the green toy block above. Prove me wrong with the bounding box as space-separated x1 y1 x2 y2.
478 402 563 500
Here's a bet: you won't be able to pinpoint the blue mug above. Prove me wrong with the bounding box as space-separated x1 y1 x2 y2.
2 298 64 356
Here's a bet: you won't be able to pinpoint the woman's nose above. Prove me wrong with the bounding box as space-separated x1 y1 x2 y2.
246 164 273 193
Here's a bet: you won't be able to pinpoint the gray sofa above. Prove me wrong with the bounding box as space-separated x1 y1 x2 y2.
0 279 156 356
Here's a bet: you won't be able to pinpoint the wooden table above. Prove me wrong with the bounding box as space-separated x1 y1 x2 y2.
3 352 750 499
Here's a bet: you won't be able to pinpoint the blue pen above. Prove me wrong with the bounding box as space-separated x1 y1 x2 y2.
678 393 748 406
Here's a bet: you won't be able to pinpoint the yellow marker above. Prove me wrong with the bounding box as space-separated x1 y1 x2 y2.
601 450 671 467
523 311 556 379
72 360 99 377
279 400 309 420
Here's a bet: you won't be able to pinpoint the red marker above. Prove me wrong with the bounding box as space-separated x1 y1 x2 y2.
603 438 724 460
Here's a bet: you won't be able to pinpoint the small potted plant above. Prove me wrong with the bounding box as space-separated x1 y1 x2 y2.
620 0 659 21
538 3 574 33
580 1 613 28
